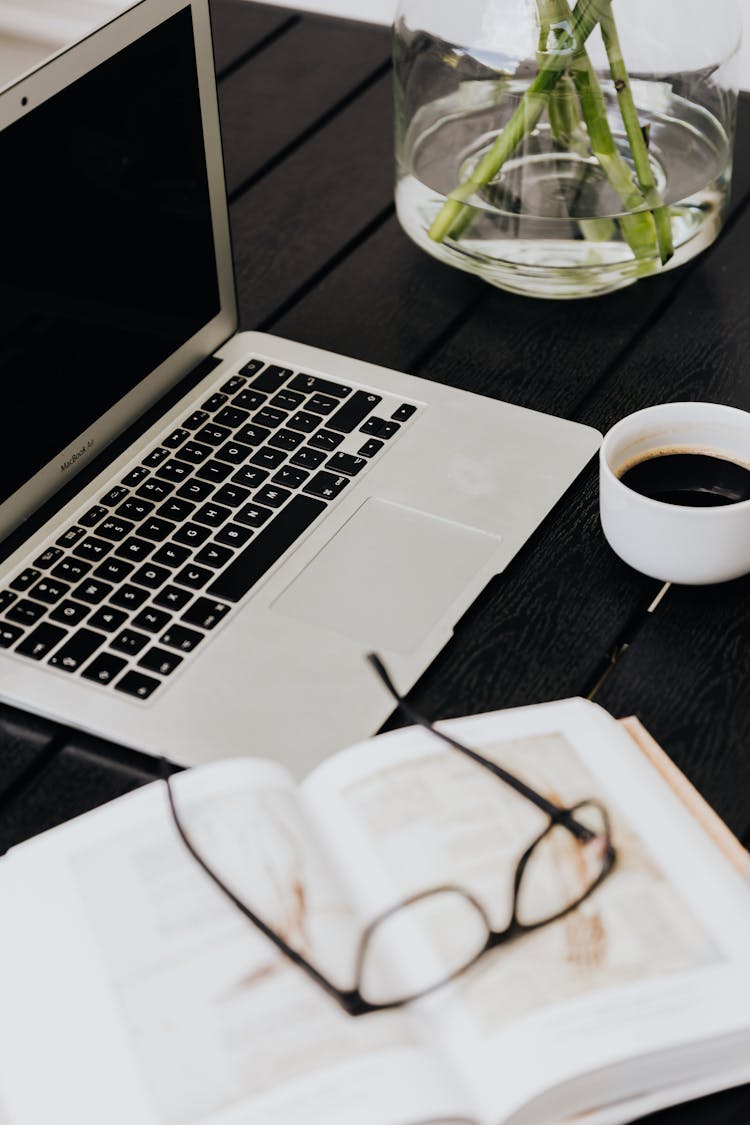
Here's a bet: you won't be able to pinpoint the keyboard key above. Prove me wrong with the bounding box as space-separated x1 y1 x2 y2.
174 564 213 590
160 623 205 652
308 429 344 452
286 411 320 434
138 647 183 676
137 479 175 501
250 447 286 470
16 623 67 661
202 392 228 412
131 563 171 590
93 558 134 583
251 364 292 392
117 498 154 521
392 403 417 422
239 358 265 378
288 374 351 398
270 390 304 411
360 418 401 439
214 406 249 429
115 670 160 699
268 429 304 452
208 495 325 603
48 628 106 672
156 499 195 522
358 438 384 457
52 558 92 582
82 652 128 685
80 505 108 528
303 471 350 501
50 600 90 626
33 546 64 569
111 629 150 657
100 484 130 505
30 578 70 604
114 537 155 563
120 467 149 487
154 585 193 611
214 523 254 548
182 596 231 630
232 388 267 411
173 523 211 548
272 466 309 489
7 600 46 625
195 460 232 484
254 407 287 429
306 394 338 415
87 606 128 632
163 427 191 449
152 543 191 568
235 423 271 447
193 502 232 528
232 465 268 489
177 478 215 501
254 485 290 509
138 518 176 543
175 442 212 464
213 483 250 508
132 607 172 633
236 503 273 529
195 424 231 446
110 584 150 610
221 374 246 394
215 441 253 465
195 544 233 569
97 517 136 542
10 568 41 592
57 526 86 548
327 453 367 476
155 459 193 483
327 391 382 433
0 623 23 647
143 447 170 467
290 447 326 470
75 578 114 605
0 590 17 613
183 409 210 430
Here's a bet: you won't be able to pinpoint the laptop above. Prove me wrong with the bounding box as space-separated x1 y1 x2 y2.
0 0 601 777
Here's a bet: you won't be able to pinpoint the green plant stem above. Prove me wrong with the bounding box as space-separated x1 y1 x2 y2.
427 0 612 243
570 53 659 259
596 7 674 264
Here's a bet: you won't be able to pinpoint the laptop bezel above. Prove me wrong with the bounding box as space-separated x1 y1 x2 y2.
0 0 237 544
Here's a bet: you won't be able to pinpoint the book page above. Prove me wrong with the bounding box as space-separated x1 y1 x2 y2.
302 698 750 1124
0 758 470 1125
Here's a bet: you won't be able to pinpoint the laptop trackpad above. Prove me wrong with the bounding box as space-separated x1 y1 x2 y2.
271 498 500 653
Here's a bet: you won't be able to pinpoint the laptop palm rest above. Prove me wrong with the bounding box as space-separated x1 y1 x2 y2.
271 498 500 653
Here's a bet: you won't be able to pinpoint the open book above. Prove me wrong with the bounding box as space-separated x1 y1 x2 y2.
2 696 750 1125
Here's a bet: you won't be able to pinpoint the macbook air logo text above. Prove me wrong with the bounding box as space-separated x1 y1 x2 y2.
60 438 94 473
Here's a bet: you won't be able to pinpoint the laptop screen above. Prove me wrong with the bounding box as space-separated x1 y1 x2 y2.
0 5 221 510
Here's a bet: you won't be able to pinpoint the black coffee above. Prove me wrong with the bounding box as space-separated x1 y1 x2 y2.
618 452 750 507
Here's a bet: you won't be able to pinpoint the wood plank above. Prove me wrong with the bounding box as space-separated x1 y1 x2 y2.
217 16 391 196
229 74 396 326
209 0 296 77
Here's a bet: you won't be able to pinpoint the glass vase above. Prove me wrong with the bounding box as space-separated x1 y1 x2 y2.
393 0 742 299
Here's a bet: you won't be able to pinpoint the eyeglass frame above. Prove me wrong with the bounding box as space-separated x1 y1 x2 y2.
163 652 617 1017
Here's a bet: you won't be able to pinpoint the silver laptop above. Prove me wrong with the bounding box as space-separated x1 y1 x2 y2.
0 0 600 776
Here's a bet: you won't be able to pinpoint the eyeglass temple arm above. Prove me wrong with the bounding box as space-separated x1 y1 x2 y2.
367 652 583 830
161 764 354 1009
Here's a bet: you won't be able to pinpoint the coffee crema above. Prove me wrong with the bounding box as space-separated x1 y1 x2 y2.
618 451 750 508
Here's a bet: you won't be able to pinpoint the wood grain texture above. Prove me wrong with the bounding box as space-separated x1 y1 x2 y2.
209 0 296 76
217 16 390 195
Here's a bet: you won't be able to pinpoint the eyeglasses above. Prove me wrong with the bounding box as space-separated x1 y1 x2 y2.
164 652 616 1016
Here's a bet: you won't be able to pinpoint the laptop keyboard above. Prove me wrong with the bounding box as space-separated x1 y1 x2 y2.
0 358 421 701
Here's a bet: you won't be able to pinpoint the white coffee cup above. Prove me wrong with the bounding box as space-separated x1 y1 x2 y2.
599 401 750 585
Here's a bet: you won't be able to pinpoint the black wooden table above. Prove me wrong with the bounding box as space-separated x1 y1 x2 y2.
2 3 750 1121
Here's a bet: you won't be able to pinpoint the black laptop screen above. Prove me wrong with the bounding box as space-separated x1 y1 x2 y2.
0 6 221 507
